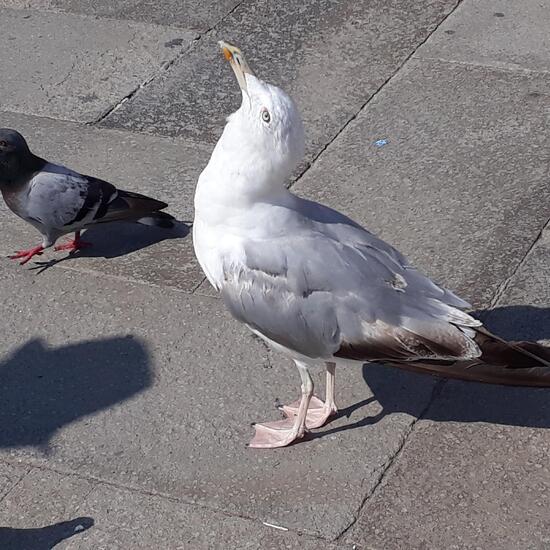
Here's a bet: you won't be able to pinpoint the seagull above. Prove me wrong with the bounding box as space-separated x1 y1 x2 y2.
0 129 175 265
193 42 550 449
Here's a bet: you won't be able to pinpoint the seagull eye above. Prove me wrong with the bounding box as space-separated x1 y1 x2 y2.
261 109 271 124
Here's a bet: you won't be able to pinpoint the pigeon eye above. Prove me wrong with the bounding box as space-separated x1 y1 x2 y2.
0 141 6 147
260 109 271 124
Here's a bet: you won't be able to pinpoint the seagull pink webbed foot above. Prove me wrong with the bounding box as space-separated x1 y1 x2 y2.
280 395 337 429
10 245 44 265
279 363 337 429
54 231 92 252
248 362 337 449
249 416 307 448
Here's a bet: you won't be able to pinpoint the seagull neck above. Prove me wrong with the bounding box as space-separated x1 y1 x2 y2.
195 157 292 218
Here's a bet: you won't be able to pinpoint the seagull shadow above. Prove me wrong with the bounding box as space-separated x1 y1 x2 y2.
0 336 152 449
0 517 94 550
311 305 550 440
30 220 190 274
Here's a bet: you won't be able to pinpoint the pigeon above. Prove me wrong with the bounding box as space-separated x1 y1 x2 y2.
192 42 550 449
0 129 175 264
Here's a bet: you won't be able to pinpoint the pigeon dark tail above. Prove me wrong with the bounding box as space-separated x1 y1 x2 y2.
136 211 176 228
388 328 550 387
103 189 176 228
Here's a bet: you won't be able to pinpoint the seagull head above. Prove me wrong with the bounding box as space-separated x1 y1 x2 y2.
216 42 305 192
0 128 37 185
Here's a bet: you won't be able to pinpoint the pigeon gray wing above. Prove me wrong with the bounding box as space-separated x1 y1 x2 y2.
25 164 118 231
25 163 170 232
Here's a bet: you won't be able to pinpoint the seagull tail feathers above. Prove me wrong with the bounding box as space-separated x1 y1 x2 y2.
388 327 550 387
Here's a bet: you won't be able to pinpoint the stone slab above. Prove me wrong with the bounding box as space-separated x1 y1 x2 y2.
345 227 550 549
0 8 196 122
60 482 345 549
0 467 94 549
345 403 550 550
0 261 436 540
102 0 458 165
5 0 242 33
416 0 550 73
0 111 211 292
0 465 343 549
292 57 550 308
482 224 550 339
0 462 29 504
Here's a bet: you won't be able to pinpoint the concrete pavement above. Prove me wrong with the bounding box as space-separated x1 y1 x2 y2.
0 0 549 548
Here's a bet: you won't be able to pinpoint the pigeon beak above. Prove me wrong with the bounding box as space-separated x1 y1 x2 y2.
219 41 254 94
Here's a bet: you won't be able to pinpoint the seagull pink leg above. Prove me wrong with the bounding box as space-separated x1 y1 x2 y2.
280 362 337 429
249 361 313 449
54 231 92 252
9 245 44 265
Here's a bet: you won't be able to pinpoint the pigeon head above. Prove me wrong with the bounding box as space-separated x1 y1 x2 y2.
217 42 305 189
0 129 40 186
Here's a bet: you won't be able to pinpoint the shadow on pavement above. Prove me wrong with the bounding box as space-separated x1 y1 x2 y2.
474 304 550 342
0 336 152 449
77 219 190 258
31 220 190 273
313 305 550 439
0 517 94 550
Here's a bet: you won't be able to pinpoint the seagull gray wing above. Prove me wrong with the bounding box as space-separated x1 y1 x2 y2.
220 200 481 363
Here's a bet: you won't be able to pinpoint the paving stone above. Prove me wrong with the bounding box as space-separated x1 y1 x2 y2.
0 467 94 550
292 57 550 308
0 8 196 122
4 0 242 33
345 222 550 550
0 464 342 548
345 407 550 550
60 483 346 549
0 263 436 540
0 462 29 503
416 0 550 73
482 224 550 338
102 0 458 165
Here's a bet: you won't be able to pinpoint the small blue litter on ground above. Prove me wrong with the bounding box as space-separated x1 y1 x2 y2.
374 138 389 147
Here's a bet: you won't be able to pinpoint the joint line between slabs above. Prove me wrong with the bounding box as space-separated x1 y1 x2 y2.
89 0 250 126
0 457 333 544
0 464 33 506
335 378 446 542
289 0 465 189
488 216 550 310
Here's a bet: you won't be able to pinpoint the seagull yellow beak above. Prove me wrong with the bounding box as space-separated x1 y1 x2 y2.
218 41 254 94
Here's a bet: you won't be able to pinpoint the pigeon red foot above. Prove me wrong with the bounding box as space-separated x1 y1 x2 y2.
54 231 92 252
9 245 44 265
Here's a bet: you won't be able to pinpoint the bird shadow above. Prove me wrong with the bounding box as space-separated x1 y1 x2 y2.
30 220 190 274
0 336 152 449
0 517 94 550
311 305 550 440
